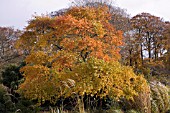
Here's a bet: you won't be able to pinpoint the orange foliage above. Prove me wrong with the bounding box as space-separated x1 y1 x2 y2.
16 6 125 104
16 6 123 62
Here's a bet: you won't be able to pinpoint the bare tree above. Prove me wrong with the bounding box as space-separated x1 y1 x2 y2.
0 27 21 62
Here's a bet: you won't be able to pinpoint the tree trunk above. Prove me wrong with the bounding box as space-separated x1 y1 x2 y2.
129 49 133 66
140 44 143 65
147 32 151 61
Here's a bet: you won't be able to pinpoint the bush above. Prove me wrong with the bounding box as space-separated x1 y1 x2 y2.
126 109 140 113
0 84 15 112
150 81 170 113
14 98 41 113
112 109 124 113
118 81 151 113
166 109 170 113
0 84 39 113
0 63 39 113
1 63 25 89
132 88 151 113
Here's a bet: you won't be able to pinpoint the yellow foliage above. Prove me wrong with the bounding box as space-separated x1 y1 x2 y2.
25 51 49 65
61 58 148 100
16 6 147 105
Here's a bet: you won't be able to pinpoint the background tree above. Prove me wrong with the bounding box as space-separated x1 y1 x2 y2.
0 27 22 77
0 27 21 62
162 22 170 69
130 13 167 62
121 13 168 69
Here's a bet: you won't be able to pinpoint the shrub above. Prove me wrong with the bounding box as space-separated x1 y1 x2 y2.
0 84 15 112
150 81 170 113
1 63 25 89
126 109 140 113
112 109 124 113
132 87 151 113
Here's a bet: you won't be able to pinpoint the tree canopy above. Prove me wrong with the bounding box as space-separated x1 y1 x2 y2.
16 6 148 105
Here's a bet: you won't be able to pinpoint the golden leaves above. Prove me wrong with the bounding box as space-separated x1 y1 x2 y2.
25 51 49 65
16 6 142 105
62 58 148 100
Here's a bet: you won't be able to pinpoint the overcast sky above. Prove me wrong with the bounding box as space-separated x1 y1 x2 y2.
0 0 169 30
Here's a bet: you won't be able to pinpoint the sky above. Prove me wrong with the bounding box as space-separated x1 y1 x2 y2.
0 0 169 30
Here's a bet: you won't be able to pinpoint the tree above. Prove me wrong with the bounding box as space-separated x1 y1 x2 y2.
0 27 21 62
16 6 148 107
16 6 123 62
121 32 139 66
130 13 166 62
72 0 135 67
71 0 130 32
162 22 170 69
16 5 123 104
121 13 168 68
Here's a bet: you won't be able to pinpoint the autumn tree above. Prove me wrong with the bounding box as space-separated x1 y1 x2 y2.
162 21 170 69
121 32 138 66
71 0 130 32
16 6 149 107
72 0 134 68
16 6 123 62
130 13 167 62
